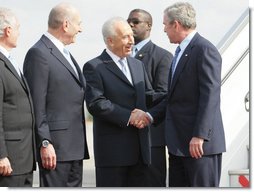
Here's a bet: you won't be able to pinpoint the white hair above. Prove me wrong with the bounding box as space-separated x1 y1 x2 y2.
102 17 128 44
0 7 16 37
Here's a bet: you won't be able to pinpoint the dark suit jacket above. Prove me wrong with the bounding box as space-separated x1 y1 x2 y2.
83 50 151 167
150 33 226 156
23 35 89 162
135 40 173 146
0 52 36 175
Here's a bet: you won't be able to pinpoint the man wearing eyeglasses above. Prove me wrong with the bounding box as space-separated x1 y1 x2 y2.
127 9 173 187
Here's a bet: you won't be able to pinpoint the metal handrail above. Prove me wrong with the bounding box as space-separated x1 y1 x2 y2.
221 47 249 85
244 92 249 112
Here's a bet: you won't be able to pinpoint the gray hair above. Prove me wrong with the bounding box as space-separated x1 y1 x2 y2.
0 7 16 37
102 17 128 44
164 2 196 29
48 3 78 29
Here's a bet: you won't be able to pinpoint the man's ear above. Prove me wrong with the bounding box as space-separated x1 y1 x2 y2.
147 23 152 31
4 26 11 37
62 19 69 32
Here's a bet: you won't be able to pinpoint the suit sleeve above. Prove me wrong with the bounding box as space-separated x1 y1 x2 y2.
23 48 51 146
83 62 131 128
194 44 222 140
153 51 173 93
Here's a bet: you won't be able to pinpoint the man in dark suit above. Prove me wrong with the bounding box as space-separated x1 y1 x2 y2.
127 9 173 187
23 3 89 187
0 7 36 187
83 17 152 187
131 2 226 187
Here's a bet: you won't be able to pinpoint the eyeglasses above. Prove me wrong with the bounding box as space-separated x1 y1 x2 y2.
127 18 146 25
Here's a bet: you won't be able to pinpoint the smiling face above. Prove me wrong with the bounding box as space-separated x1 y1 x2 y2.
63 11 82 45
107 21 134 58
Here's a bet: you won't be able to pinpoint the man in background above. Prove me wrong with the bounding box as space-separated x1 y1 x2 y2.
127 9 173 186
0 7 36 187
23 2 89 187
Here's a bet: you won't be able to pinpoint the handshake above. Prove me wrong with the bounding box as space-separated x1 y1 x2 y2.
127 109 152 129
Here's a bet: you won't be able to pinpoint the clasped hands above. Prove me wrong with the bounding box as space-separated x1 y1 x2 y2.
128 109 151 129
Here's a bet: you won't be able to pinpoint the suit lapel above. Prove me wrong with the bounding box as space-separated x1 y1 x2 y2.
40 35 80 84
0 52 27 91
135 40 152 60
127 57 139 87
102 51 133 87
169 33 199 95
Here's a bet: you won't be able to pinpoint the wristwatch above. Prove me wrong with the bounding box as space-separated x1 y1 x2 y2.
42 140 50 148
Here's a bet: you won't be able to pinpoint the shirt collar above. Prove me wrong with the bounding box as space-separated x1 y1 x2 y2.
106 48 126 63
134 38 150 52
0 45 10 58
179 30 197 51
44 32 65 53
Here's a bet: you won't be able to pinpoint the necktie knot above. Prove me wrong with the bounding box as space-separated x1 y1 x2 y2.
119 59 126 73
131 46 138 57
63 48 70 56
8 55 22 76
175 46 181 55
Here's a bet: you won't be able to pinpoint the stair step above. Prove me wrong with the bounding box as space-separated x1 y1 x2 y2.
228 169 249 187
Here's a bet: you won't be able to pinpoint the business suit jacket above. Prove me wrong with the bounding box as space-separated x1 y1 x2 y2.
83 50 151 167
0 52 36 175
150 33 226 156
135 40 172 146
23 35 89 161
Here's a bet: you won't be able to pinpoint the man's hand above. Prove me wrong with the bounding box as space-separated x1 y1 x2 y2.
40 144 57 170
128 109 151 129
189 137 204 159
0 157 13 176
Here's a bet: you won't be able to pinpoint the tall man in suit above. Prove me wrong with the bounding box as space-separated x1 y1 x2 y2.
23 2 89 187
127 9 173 187
131 2 226 187
0 7 36 187
83 17 152 187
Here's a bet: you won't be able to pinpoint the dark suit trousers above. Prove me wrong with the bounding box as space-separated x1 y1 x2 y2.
0 172 33 187
96 158 148 187
39 160 83 187
168 153 222 187
145 146 166 187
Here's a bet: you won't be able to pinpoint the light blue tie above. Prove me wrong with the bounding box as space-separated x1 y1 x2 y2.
63 48 78 76
171 46 181 80
8 55 21 77
119 59 128 76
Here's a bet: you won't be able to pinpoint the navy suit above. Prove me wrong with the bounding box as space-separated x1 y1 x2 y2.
83 50 151 186
150 33 226 186
134 40 172 186
23 35 89 187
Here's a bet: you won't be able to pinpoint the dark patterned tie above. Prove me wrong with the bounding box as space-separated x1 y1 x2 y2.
171 46 181 80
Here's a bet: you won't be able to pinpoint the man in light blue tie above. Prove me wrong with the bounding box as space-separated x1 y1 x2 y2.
0 7 36 187
83 17 152 187
23 2 89 187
